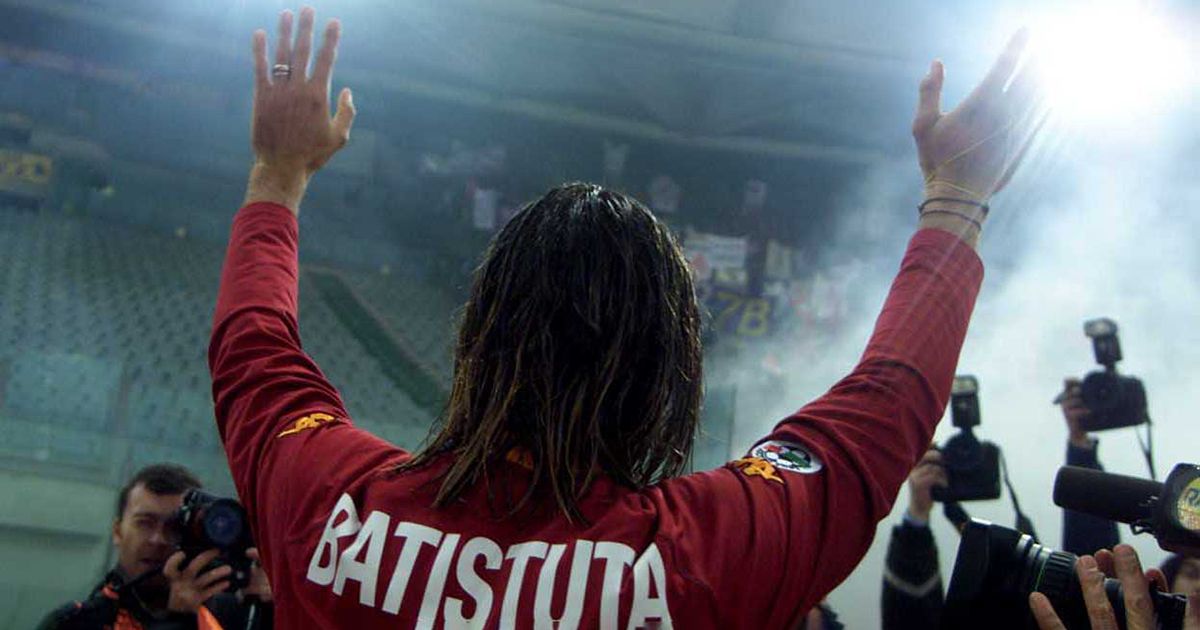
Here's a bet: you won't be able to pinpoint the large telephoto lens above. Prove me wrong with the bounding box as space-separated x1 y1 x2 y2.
943 520 1186 629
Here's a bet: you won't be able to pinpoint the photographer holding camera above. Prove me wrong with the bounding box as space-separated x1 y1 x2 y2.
38 464 273 630
1059 377 1122 556
1030 544 1200 630
882 447 958 630
881 375 1134 629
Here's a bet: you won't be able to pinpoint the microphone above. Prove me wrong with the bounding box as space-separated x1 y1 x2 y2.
1054 466 1162 525
1053 463 1200 556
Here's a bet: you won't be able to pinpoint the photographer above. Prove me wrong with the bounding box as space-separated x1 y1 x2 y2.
882 448 956 630
1059 377 1121 556
38 464 273 630
880 377 1123 629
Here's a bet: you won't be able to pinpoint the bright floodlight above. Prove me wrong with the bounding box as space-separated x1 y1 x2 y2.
1030 4 1192 122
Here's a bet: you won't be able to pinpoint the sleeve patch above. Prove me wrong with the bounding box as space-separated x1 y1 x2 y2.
729 456 785 484
749 440 823 474
277 412 341 438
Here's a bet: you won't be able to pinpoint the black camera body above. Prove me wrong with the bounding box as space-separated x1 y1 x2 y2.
933 375 1002 502
1078 318 1148 432
167 489 254 591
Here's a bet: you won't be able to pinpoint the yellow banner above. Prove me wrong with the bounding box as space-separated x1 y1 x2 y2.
0 149 53 188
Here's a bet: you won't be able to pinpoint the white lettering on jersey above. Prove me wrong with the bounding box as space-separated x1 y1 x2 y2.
382 522 442 614
307 493 361 586
499 541 549 629
333 510 389 606
305 495 673 627
416 533 461 630
534 540 592 630
594 541 636 630
627 544 672 630
444 537 503 629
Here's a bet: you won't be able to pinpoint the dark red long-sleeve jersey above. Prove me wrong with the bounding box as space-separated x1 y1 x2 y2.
209 202 983 629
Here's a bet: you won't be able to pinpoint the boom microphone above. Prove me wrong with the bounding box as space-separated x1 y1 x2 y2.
1053 463 1200 556
1053 466 1162 525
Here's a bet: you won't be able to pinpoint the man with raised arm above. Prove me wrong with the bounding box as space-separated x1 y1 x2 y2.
210 7 1043 627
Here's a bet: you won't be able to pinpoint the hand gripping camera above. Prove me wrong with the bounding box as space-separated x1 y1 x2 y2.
943 519 1188 629
1077 318 1148 431
166 489 254 591
932 375 1002 502
942 463 1200 629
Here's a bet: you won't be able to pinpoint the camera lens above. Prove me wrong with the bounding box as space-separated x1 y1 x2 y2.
944 520 1187 629
202 500 246 548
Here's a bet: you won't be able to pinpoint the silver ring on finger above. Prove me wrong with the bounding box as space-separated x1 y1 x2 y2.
272 63 292 79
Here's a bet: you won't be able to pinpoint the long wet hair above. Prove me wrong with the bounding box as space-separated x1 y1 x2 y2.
401 183 703 521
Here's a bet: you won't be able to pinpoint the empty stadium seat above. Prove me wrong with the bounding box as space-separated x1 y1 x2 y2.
0 205 440 482
2 351 120 431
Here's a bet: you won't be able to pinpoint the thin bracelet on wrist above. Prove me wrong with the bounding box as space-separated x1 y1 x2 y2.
920 209 984 230
918 197 990 215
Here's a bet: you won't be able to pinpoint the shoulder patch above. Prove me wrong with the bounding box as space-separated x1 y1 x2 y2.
730 456 784 484
749 440 822 474
277 412 341 438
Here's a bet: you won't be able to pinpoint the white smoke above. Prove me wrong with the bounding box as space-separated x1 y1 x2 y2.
729 107 1199 626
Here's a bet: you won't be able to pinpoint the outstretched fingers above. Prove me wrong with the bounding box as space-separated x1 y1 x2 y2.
1004 57 1042 118
913 59 944 139
273 10 294 68
972 28 1030 103
311 19 341 88
253 29 270 92
293 7 315 79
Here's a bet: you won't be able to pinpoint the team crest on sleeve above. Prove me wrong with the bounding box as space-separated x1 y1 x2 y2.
730 457 784 484
750 440 822 474
277 412 341 438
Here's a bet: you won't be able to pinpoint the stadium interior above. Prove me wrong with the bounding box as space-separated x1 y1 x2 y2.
0 0 1195 628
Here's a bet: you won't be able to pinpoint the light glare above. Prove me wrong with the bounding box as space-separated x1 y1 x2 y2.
1030 5 1192 122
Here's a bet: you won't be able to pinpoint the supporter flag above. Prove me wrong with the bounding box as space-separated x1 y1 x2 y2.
471 187 500 231
648 175 681 215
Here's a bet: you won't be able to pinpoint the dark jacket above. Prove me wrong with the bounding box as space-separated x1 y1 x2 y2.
881 517 944 630
1061 440 1121 555
37 569 272 630
880 440 1120 629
